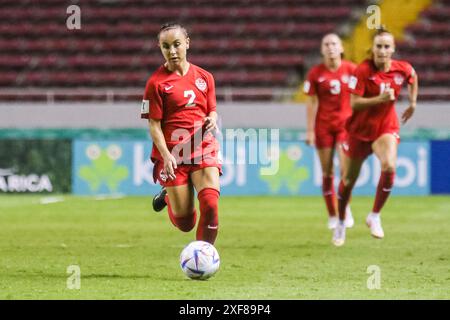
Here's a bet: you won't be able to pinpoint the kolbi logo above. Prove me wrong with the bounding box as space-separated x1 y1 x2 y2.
312 143 429 195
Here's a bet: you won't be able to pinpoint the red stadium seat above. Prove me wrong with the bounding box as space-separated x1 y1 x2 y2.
0 0 371 101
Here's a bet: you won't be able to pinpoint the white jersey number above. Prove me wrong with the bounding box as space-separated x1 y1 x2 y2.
329 80 341 95
184 90 196 107
379 82 391 94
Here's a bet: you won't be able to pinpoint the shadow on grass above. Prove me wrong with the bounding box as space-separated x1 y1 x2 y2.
3 273 182 281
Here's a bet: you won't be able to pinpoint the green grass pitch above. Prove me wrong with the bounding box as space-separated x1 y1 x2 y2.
0 195 449 299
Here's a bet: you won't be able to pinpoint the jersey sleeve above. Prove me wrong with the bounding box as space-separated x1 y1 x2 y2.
206 72 217 114
348 64 366 96
303 68 316 96
141 77 163 120
404 61 416 85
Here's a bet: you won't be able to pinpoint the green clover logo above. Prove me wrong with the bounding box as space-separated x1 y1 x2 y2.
79 144 129 193
259 145 309 194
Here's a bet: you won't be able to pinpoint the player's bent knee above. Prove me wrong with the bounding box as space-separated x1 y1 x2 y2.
381 161 396 173
177 222 195 233
342 175 357 187
173 211 197 232
323 171 334 178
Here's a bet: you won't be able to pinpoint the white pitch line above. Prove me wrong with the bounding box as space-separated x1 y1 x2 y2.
94 194 125 201
39 196 65 205
116 244 133 248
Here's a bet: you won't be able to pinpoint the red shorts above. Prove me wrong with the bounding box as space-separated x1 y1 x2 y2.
153 156 222 187
315 126 347 149
342 132 400 160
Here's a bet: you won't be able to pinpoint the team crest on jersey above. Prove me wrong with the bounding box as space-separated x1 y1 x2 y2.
195 78 207 91
348 76 358 90
394 74 404 85
303 80 311 93
341 75 349 84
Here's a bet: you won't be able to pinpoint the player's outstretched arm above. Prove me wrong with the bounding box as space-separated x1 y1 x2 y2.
305 95 318 146
149 119 177 180
350 90 395 111
401 73 419 124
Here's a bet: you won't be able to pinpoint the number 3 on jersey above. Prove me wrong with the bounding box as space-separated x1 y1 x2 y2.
184 90 196 107
329 80 341 95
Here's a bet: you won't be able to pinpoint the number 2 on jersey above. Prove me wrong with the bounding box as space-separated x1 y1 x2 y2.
184 90 196 107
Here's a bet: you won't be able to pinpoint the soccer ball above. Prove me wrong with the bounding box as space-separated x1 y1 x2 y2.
180 241 220 280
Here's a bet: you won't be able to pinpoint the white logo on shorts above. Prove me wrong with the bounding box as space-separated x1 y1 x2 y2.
195 78 207 91
159 170 167 182
342 142 349 151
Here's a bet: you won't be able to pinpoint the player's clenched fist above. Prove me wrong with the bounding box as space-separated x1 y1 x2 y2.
379 88 395 102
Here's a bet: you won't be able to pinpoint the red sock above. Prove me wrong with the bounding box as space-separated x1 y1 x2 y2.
322 176 336 217
372 171 395 213
196 188 220 244
337 180 353 221
165 194 197 232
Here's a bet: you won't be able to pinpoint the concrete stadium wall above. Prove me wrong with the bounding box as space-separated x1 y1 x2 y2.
1 101 449 129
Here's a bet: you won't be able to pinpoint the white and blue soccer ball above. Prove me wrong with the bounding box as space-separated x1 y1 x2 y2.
180 241 220 280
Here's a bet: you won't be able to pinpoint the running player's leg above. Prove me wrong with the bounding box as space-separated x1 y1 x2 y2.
371 133 397 213
332 154 364 246
338 154 364 221
337 143 354 228
165 184 197 232
317 147 338 228
190 166 220 244
367 133 398 238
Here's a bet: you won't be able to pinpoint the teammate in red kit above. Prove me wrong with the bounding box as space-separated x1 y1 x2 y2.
332 28 419 246
304 34 356 230
141 23 221 245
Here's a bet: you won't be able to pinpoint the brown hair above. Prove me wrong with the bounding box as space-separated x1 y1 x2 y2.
372 26 394 40
157 22 189 41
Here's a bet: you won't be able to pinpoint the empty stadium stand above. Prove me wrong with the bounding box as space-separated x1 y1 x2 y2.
0 0 370 102
8 0 450 102
397 0 450 100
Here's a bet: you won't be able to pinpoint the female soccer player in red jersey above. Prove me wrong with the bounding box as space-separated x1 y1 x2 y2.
332 28 418 246
304 34 356 230
141 23 221 245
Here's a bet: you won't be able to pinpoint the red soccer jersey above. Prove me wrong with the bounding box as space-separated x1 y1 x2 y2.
303 60 356 130
141 63 218 162
346 59 416 141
